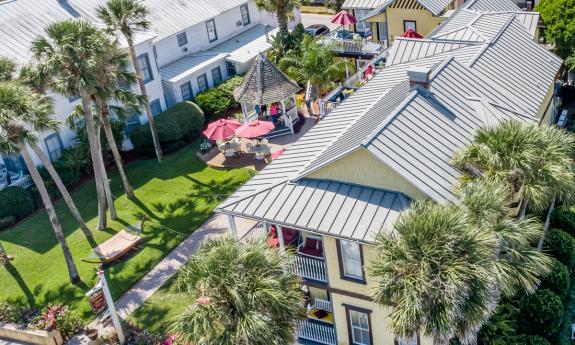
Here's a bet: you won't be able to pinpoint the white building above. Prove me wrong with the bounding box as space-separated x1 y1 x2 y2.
0 0 300 176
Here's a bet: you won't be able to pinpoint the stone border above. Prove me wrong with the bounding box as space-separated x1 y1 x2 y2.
0 322 63 345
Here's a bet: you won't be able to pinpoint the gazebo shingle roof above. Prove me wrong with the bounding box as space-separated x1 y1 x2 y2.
233 53 301 105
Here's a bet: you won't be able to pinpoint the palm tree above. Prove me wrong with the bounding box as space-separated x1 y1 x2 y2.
0 241 9 265
280 35 351 116
168 236 305 345
255 0 302 34
0 56 16 81
32 20 114 230
97 0 163 162
91 39 139 200
0 81 79 282
369 200 497 345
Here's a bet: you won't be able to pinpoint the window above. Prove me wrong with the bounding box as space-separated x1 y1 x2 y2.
338 240 364 281
177 32 188 47
150 99 162 116
348 309 371 345
240 4 250 26
137 53 154 83
211 67 222 86
355 9 370 33
125 112 141 135
225 61 237 77
44 134 63 162
197 74 208 92
180 81 194 101
206 19 218 42
404 20 417 33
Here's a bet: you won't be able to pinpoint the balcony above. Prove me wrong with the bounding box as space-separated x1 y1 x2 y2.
297 319 337 345
320 26 387 57
240 222 328 284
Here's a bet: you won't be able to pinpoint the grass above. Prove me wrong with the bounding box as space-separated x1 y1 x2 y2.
127 273 191 332
0 143 253 320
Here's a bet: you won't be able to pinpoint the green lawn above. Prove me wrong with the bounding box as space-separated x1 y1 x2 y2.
0 143 253 320
127 273 192 332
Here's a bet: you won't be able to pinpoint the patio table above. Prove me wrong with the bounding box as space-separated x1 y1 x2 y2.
252 144 270 160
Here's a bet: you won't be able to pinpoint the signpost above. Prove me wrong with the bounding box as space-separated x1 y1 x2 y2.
86 270 126 344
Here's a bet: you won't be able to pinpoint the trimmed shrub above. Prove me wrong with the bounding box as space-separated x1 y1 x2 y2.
195 88 233 121
550 205 575 236
0 216 16 229
544 228 575 269
539 258 571 301
506 335 551 345
0 186 36 219
518 289 563 338
130 101 204 151
217 75 244 97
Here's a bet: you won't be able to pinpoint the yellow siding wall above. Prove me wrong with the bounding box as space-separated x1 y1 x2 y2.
307 148 428 200
386 7 444 42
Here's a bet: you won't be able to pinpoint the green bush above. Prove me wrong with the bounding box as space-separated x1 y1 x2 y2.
518 289 564 338
0 216 16 229
539 258 571 301
195 88 233 121
551 205 575 236
217 75 244 97
506 335 551 345
544 228 575 269
0 186 36 219
130 101 204 151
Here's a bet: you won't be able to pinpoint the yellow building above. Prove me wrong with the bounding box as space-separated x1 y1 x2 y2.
218 1 561 345
342 0 457 43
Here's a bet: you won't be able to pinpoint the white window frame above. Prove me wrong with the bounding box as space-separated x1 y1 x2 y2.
44 133 63 162
404 20 417 33
340 240 363 280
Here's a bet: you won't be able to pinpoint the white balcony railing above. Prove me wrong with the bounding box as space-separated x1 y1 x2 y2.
297 319 337 345
240 222 267 243
313 298 333 313
289 254 328 283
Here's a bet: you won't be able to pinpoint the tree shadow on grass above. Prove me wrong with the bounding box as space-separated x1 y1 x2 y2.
5 262 36 305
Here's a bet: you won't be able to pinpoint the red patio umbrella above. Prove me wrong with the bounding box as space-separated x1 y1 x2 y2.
364 64 374 78
401 28 423 39
202 119 241 141
235 120 275 139
271 147 285 160
331 10 356 26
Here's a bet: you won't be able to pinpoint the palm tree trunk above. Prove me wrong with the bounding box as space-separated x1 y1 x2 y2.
276 9 289 34
100 101 134 199
80 94 108 230
95 121 117 220
433 334 449 345
19 141 79 283
0 240 9 265
127 37 163 162
519 197 529 220
30 144 92 239
538 196 556 251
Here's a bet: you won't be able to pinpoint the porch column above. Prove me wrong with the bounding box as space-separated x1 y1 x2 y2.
227 214 238 240
281 100 294 134
263 222 270 234
241 103 249 123
276 225 286 252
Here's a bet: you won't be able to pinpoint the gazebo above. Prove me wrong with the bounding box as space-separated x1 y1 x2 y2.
233 53 301 134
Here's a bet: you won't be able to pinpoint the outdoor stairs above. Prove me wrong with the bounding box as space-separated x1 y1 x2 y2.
263 117 299 139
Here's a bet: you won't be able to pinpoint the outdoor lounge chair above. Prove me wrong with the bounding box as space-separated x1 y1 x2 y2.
81 217 146 264
298 237 324 258
266 225 298 248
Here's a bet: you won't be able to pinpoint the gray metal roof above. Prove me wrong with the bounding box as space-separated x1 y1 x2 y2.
462 0 520 12
233 53 301 104
0 0 247 64
161 25 278 84
385 39 476 66
217 4 562 241
219 179 409 242
345 0 451 15
417 0 453 16
343 0 393 9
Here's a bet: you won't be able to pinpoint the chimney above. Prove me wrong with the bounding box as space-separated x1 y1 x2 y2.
407 66 431 90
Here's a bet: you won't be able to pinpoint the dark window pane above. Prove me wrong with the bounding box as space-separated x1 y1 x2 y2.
197 74 208 92
206 19 218 42
211 67 222 86
137 53 154 83
180 81 194 101
241 5 250 26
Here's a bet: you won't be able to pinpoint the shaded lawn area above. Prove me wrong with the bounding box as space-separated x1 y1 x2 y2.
127 273 191 332
0 143 253 320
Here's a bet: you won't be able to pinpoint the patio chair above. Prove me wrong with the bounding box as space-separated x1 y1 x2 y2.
261 138 269 146
246 142 254 153
298 236 324 258
266 225 298 248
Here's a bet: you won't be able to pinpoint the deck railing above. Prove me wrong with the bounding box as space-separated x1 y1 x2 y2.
289 254 328 283
313 298 333 313
297 319 337 345
239 222 267 243
322 37 387 55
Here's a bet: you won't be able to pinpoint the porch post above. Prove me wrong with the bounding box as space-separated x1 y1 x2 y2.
263 222 270 234
276 225 286 252
281 100 293 134
241 103 249 123
227 214 238 240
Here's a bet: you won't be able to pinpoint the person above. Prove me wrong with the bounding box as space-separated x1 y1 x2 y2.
261 104 267 116
270 102 279 125
254 104 261 118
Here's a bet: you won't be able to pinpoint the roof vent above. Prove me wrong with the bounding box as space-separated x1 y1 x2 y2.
407 66 431 90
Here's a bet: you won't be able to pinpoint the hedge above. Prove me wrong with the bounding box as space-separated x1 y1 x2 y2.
506 335 551 345
194 88 233 121
0 186 36 219
544 228 575 270
551 205 575 237
518 289 564 338
539 258 571 301
131 101 204 152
